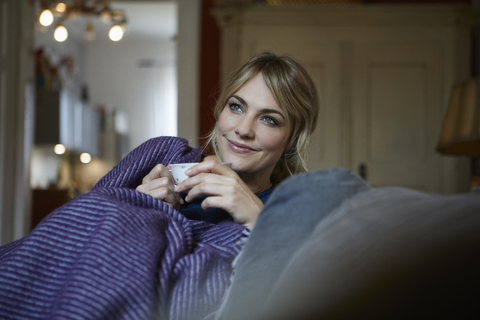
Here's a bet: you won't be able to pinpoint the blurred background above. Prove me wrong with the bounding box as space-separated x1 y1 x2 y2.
1 0 479 245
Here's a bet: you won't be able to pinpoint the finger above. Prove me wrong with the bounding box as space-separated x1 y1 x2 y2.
200 195 221 211
142 164 166 183
162 189 184 206
199 193 236 212
175 161 236 193
140 183 184 206
185 181 235 203
137 176 173 193
176 172 236 194
143 164 175 184
184 160 232 178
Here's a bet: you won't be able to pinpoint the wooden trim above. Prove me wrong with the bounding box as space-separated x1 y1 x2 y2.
213 4 478 28
177 0 201 146
199 0 221 143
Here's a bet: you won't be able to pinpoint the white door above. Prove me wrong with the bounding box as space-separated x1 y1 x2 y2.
351 43 444 192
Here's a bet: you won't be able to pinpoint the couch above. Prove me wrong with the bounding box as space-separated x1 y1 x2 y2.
215 168 480 320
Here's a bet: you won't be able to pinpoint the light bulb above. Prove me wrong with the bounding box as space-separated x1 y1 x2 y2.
39 9 54 27
54 25 68 42
54 144 66 154
109 25 124 41
55 3 67 13
112 10 122 20
80 153 91 164
100 9 111 23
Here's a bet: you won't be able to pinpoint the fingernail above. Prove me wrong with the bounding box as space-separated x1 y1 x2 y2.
174 185 179 191
185 169 191 175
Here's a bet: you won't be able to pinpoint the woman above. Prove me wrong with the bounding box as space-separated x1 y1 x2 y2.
137 52 319 230
0 52 319 320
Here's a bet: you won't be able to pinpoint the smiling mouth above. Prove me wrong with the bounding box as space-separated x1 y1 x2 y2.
226 139 257 154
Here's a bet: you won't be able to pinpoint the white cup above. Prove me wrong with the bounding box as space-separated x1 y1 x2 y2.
169 162 232 184
169 163 199 184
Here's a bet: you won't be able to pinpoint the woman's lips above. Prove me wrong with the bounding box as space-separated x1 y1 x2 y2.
227 139 257 154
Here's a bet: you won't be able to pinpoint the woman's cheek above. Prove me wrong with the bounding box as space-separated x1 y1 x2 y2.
217 108 236 131
258 129 287 151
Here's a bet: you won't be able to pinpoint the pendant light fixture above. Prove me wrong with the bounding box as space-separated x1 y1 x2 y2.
37 0 127 42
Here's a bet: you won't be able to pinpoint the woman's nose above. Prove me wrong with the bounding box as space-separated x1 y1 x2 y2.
235 117 255 139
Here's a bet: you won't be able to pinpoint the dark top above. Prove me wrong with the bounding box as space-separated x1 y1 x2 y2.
180 188 273 224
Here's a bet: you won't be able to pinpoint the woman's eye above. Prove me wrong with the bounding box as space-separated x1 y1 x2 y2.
262 116 278 126
228 102 242 113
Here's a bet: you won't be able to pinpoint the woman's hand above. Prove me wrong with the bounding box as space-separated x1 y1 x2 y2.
174 161 264 230
136 164 184 210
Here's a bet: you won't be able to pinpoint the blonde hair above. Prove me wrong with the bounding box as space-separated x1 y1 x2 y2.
204 52 319 184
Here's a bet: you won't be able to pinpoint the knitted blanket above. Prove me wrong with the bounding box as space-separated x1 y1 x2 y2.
0 137 247 320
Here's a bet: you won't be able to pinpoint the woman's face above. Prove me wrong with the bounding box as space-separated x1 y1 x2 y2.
216 73 293 184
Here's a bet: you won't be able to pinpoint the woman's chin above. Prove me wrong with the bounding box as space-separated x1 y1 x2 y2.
226 161 238 172
220 153 250 173
224 159 242 173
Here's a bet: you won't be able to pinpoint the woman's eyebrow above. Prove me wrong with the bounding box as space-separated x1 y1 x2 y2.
232 95 247 106
259 108 286 120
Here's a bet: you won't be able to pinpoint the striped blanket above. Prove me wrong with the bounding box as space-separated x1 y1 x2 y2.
0 137 247 320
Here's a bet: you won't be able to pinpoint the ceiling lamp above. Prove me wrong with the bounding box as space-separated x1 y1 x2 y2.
109 24 124 41
39 8 54 26
54 23 68 42
37 0 127 42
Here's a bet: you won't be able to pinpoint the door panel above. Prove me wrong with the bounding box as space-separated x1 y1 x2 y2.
368 65 428 163
352 44 443 192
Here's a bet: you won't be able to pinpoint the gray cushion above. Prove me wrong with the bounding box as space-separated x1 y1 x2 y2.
216 168 370 320
258 186 480 319
261 187 480 319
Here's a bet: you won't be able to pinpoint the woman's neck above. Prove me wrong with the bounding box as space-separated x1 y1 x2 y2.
238 171 273 194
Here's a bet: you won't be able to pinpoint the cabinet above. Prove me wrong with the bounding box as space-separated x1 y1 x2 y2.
212 4 475 193
35 86 99 156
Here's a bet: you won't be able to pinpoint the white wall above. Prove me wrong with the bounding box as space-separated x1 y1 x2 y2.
84 40 177 150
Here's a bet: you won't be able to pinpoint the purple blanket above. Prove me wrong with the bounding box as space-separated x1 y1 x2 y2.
0 137 247 320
